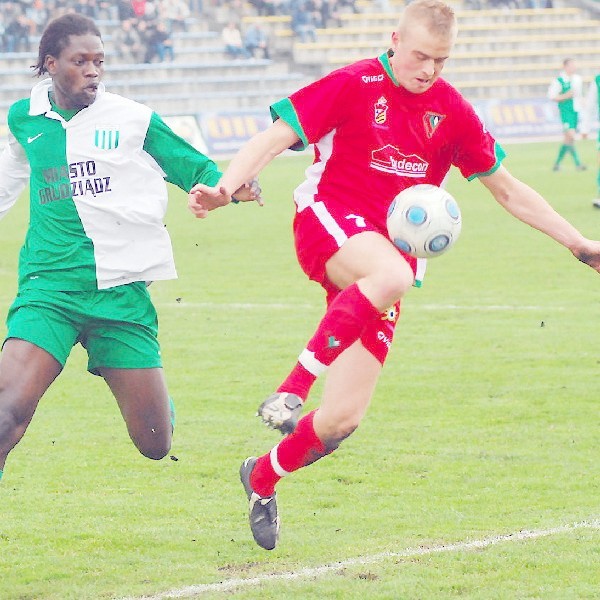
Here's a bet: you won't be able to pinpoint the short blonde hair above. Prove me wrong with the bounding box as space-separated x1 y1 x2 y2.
398 0 457 37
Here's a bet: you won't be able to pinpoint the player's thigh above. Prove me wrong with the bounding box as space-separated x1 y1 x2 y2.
314 340 382 441
5 289 79 370
101 367 171 443
81 282 161 375
293 202 415 300
0 338 63 427
325 230 414 295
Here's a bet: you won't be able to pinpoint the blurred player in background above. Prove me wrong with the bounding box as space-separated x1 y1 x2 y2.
580 71 600 208
189 0 600 550
0 14 256 484
547 58 586 172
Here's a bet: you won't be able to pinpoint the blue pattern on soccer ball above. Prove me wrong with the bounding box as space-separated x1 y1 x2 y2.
428 234 450 253
387 199 397 218
393 238 412 253
446 199 460 220
406 205 427 225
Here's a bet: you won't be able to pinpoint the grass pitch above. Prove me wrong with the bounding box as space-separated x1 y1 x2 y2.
0 140 598 599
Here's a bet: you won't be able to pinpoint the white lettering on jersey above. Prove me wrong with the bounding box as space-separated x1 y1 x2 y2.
362 74 385 83
370 145 429 178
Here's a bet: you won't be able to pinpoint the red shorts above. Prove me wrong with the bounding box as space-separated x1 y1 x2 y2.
293 200 417 364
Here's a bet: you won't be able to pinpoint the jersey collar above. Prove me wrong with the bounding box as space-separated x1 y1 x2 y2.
378 50 400 86
28 78 105 116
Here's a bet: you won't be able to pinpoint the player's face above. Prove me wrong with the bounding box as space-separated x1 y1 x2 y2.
389 22 455 94
45 33 105 109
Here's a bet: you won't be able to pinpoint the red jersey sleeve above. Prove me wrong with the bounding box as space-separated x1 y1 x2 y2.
448 92 505 180
270 68 354 151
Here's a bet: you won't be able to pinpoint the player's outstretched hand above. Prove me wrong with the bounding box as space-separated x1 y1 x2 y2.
187 184 230 219
232 178 264 206
573 239 600 272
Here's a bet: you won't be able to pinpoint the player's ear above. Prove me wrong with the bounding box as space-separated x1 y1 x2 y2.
45 55 57 75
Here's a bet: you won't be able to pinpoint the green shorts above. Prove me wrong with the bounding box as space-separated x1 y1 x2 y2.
561 113 579 131
5 282 161 375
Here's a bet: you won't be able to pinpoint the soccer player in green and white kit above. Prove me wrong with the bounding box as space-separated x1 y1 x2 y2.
0 14 257 483
547 58 586 172
581 72 600 208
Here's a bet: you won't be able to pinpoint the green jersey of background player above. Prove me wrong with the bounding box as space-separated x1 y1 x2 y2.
547 58 586 172
581 73 600 208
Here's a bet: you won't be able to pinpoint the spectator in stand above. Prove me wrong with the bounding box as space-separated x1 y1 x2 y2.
144 20 174 62
117 0 136 20
221 20 250 59
291 1 317 42
244 21 270 59
73 0 97 18
131 0 147 17
113 16 145 63
338 0 359 13
320 0 343 28
4 13 32 53
24 0 51 34
188 0 203 16
158 0 190 32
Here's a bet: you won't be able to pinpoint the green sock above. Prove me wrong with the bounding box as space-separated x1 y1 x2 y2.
169 396 176 430
555 145 568 166
0 469 3 481
569 146 581 166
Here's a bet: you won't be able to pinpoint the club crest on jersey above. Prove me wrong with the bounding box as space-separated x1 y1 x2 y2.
423 111 445 139
374 96 389 125
94 125 120 150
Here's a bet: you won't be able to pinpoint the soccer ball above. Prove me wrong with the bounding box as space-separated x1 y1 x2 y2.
386 184 462 258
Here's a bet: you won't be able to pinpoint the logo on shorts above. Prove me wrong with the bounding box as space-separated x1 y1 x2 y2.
423 111 446 139
345 214 366 228
381 304 399 323
371 146 429 178
94 124 120 150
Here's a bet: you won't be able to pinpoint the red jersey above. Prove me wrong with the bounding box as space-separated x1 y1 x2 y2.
270 52 505 232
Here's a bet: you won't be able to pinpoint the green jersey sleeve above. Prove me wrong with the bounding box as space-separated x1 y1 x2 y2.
143 112 222 191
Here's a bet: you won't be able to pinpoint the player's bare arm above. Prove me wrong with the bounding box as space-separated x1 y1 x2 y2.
187 179 262 219
188 120 297 219
218 118 300 195
480 166 600 272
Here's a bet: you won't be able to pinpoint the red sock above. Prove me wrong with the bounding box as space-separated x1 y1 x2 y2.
277 283 380 400
250 411 327 496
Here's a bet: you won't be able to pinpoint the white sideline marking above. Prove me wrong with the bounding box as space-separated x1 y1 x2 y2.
121 519 599 600
161 301 563 312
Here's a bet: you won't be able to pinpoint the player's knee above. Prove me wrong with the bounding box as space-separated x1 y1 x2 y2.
135 432 171 461
139 442 170 461
0 404 24 438
323 419 359 447
372 262 414 306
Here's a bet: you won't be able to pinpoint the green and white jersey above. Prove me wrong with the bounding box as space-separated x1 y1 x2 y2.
547 72 583 121
0 79 221 291
581 74 600 144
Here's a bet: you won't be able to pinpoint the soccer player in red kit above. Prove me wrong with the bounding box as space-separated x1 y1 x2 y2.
189 0 600 550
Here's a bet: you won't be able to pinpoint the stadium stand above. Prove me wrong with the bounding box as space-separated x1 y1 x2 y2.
0 2 598 122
